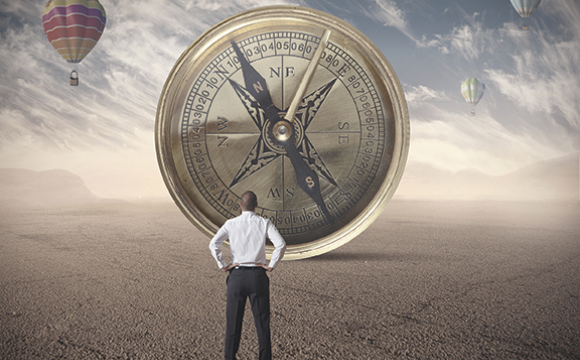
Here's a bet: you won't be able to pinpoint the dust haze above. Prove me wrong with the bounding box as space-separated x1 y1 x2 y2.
395 152 579 203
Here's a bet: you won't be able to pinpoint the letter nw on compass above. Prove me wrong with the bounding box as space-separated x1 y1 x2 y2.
227 77 339 189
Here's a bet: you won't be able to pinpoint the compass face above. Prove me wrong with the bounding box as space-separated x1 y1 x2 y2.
156 6 409 259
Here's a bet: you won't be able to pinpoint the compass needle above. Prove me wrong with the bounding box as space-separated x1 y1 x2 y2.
285 29 331 123
156 6 409 259
231 39 334 224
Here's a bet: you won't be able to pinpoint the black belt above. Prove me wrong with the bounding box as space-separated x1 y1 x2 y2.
233 266 264 271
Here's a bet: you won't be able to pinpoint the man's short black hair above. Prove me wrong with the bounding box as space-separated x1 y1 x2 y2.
241 191 258 211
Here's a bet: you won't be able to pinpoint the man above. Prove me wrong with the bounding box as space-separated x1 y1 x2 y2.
209 191 286 360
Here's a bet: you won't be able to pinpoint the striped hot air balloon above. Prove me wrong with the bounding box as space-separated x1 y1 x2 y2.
42 0 106 85
510 0 541 30
461 78 485 116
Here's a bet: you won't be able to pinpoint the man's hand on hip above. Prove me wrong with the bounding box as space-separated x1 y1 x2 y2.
260 265 273 272
223 264 239 272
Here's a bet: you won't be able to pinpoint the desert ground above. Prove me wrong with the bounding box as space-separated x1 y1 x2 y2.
1 200 579 359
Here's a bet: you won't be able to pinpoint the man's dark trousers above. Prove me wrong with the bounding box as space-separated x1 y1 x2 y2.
225 267 271 360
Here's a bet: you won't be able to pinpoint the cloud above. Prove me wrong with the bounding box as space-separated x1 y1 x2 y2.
408 105 567 176
355 0 410 37
406 0 580 176
404 84 451 106
415 20 495 60
368 0 407 29
486 16 580 130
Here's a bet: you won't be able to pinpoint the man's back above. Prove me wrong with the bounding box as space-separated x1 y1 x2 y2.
210 211 285 269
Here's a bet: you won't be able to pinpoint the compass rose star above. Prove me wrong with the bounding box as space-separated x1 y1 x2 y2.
228 77 339 188
228 79 281 188
298 78 337 130
228 79 266 130
294 78 338 186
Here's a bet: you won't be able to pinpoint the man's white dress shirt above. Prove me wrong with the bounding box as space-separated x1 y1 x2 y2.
209 211 286 269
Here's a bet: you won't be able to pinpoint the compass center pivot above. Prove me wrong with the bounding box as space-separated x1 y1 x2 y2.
262 113 304 155
273 120 292 142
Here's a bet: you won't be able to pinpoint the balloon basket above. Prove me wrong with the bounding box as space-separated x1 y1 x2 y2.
470 109 475 116
70 70 79 86
523 24 529 30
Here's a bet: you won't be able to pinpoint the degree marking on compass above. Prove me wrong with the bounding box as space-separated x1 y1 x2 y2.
281 55 285 112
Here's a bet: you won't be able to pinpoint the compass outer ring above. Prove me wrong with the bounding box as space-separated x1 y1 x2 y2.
155 5 410 260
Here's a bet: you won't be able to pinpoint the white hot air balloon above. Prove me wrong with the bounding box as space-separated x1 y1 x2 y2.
510 0 542 30
461 78 485 116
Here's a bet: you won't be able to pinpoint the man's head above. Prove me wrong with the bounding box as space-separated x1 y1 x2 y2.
240 191 258 211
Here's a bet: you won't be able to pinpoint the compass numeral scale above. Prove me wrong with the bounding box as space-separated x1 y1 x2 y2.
156 6 409 259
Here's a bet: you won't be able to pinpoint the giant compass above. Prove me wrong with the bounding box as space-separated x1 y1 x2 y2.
155 6 409 259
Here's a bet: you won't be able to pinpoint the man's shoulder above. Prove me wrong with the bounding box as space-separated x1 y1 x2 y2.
250 212 274 225
229 212 272 225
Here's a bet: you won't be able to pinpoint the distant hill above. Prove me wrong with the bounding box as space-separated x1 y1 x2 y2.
394 153 579 202
2 153 578 209
0 168 100 208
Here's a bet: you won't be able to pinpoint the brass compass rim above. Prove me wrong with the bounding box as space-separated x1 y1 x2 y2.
155 5 410 260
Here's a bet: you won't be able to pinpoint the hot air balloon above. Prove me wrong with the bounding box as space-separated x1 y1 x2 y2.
461 78 485 116
510 0 541 30
42 0 107 86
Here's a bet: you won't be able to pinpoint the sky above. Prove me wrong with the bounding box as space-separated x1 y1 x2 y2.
0 0 579 200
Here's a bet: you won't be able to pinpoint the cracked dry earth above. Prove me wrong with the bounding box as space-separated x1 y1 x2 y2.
1 200 579 359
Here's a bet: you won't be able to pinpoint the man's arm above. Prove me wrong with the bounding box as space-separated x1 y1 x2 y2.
209 226 230 269
265 222 286 270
